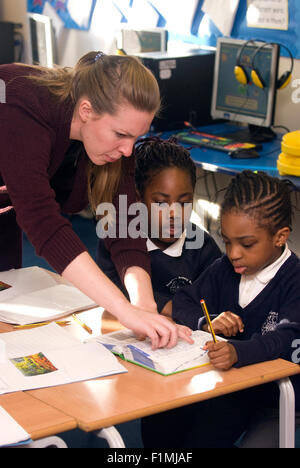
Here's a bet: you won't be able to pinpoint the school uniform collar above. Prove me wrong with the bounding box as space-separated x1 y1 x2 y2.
146 231 186 257
244 243 291 285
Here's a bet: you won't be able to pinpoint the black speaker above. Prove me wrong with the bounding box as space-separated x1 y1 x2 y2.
0 22 15 64
137 48 215 131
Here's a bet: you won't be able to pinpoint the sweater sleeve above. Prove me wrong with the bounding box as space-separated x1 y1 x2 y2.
229 263 300 367
0 106 87 274
103 155 151 283
172 258 222 330
230 303 300 367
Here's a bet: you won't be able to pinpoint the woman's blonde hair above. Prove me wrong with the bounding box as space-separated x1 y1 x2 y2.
24 52 161 212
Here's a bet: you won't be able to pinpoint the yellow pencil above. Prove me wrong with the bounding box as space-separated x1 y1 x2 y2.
13 320 71 329
200 299 217 343
72 314 93 334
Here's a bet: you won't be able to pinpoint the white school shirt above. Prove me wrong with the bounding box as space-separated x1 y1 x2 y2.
146 231 186 257
239 243 291 308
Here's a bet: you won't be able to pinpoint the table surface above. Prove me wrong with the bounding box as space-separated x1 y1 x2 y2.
0 272 300 439
25 310 300 433
0 309 299 435
0 270 299 436
163 123 300 188
0 392 76 440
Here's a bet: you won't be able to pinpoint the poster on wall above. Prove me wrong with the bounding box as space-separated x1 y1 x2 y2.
27 0 97 30
201 0 240 36
247 0 289 30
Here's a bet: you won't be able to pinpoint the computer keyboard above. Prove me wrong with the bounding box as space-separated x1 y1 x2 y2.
175 131 260 154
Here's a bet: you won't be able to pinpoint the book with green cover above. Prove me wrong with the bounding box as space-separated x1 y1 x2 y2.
95 329 224 376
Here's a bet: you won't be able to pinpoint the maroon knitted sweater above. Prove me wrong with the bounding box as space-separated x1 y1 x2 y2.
0 64 150 278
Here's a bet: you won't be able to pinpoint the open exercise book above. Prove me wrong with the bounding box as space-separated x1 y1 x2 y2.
0 323 126 394
94 329 225 376
0 267 96 325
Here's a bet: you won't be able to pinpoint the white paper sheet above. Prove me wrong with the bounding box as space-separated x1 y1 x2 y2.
127 0 160 28
150 0 198 34
0 267 96 325
0 324 127 394
67 0 94 29
0 406 30 447
202 0 240 36
0 339 5 364
247 0 289 30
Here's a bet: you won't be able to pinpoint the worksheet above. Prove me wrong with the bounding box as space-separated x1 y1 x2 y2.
0 323 126 394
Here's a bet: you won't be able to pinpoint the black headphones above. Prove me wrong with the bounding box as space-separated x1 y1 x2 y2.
235 40 294 90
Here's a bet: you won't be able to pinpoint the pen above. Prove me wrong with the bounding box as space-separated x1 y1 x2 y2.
72 313 93 334
13 320 71 329
200 299 217 343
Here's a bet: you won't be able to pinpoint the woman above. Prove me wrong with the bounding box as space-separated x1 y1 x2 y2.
0 51 192 348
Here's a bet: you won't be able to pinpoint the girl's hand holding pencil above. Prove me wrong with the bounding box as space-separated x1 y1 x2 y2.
204 341 238 370
200 300 240 370
202 310 244 337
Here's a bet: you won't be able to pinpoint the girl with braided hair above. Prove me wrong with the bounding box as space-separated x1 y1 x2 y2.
142 170 300 448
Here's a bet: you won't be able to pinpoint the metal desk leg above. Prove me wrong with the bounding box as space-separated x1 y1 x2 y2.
94 426 125 448
24 436 68 448
278 378 295 448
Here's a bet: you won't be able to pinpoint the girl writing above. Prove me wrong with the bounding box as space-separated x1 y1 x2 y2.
142 170 300 447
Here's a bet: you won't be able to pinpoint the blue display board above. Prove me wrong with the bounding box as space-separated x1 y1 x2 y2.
231 0 300 59
27 0 300 59
176 0 300 59
27 0 97 31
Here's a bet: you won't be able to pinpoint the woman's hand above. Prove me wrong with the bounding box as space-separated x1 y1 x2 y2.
203 311 244 337
119 304 194 350
62 253 193 350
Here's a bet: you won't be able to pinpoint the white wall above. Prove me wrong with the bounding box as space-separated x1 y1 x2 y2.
275 57 300 132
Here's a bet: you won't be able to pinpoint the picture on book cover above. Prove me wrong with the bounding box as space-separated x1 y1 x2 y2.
0 281 11 291
10 352 58 377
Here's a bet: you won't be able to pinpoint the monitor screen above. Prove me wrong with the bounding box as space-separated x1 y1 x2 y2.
117 28 168 55
27 13 57 68
211 38 279 129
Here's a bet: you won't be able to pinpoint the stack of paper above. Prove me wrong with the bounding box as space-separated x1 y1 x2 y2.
0 323 127 394
0 267 96 325
0 406 31 447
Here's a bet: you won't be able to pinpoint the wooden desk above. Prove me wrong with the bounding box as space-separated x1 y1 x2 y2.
0 392 76 441
25 311 300 448
0 275 299 447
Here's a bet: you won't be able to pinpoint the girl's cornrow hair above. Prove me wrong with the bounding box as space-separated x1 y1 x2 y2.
134 136 196 196
221 170 294 234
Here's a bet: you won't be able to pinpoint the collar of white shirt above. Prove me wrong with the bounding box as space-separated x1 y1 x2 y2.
239 243 291 308
146 231 186 257
253 243 291 285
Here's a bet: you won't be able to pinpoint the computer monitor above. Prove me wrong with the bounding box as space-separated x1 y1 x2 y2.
0 22 15 64
117 27 168 55
211 38 280 143
27 13 57 68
